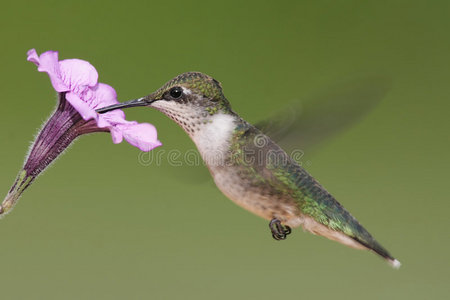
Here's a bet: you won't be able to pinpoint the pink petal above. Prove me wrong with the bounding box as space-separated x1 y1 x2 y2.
27 50 68 92
59 59 98 95
102 109 126 124
91 83 119 108
117 123 162 152
95 115 112 129
109 126 124 144
26 49 40 65
65 92 99 122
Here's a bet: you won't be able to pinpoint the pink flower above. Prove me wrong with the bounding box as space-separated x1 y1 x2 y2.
1 49 161 216
26 49 161 151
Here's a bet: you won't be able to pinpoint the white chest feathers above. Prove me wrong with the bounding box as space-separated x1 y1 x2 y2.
190 113 236 166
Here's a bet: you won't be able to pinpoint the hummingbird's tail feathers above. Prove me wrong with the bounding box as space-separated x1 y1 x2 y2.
297 215 401 269
299 215 367 251
389 259 402 269
351 236 401 269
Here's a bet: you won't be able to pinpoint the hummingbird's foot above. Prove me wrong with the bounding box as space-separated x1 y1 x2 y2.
269 218 292 241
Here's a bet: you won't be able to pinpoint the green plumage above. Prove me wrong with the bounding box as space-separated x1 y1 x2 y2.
228 120 395 261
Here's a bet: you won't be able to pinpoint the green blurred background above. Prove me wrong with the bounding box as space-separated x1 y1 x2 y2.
1 1 449 299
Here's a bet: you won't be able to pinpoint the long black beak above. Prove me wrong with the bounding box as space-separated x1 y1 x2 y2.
96 97 150 114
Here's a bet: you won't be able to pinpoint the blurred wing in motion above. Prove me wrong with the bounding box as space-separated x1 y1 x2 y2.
255 76 391 154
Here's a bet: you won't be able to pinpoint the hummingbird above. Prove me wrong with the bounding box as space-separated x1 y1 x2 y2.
97 72 400 268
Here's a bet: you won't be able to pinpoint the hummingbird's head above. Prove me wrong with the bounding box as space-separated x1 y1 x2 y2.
97 72 233 133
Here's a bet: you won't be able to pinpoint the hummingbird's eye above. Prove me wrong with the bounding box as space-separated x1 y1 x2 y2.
169 87 183 99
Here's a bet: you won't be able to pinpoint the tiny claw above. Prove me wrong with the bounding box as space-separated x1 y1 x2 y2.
284 226 291 235
272 233 287 240
269 218 292 241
